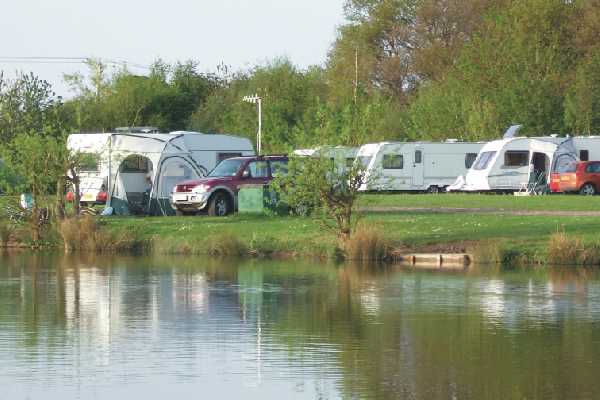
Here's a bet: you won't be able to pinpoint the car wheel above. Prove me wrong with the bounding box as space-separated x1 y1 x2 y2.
428 186 440 194
580 183 596 196
208 192 231 216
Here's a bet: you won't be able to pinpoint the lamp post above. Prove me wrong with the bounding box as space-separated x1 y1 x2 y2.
243 94 262 155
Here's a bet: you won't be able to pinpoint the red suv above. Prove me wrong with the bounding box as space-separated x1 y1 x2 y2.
170 155 288 216
550 161 600 195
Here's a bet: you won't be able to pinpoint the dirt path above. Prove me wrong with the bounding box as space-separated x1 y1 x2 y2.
360 206 600 217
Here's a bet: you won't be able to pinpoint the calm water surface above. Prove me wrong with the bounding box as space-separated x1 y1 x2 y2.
1 253 600 399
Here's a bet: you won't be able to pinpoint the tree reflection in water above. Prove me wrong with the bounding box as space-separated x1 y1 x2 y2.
1 252 600 399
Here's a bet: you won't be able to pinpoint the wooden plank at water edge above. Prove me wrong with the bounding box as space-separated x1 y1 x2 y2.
392 253 471 270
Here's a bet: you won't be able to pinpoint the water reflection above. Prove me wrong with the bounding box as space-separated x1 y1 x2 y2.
1 253 600 399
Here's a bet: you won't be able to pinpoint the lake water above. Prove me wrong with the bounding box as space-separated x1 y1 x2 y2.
1 253 600 399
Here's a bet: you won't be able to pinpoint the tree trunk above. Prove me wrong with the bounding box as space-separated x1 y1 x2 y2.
73 173 81 216
30 187 40 244
55 177 66 221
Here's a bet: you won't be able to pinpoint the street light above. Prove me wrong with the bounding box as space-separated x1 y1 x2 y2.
243 94 262 155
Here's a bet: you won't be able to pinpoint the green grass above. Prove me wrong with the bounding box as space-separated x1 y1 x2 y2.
359 193 600 211
100 210 600 262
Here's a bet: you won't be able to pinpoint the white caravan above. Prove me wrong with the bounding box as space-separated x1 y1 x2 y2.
67 131 254 215
293 146 358 170
357 141 485 192
449 127 600 192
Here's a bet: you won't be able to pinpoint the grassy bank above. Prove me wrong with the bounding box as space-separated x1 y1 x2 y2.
98 211 600 264
4 193 600 264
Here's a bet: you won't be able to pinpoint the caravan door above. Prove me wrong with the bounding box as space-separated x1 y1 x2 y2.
412 147 424 187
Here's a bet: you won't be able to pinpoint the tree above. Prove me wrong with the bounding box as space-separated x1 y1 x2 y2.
272 155 368 239
565 49 600 135
0 72 60 145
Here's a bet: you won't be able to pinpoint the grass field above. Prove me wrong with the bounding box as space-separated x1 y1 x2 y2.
100 210 600 261
359 193 600 211
4 193 600 263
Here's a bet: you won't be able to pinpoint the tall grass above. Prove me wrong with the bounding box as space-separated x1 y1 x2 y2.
344 223 389 263
547 232 600 266
58 216 145 253
471 241 539 266
0 221 13 246
205 232 248 257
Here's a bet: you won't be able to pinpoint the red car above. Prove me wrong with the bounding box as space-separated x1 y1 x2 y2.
170 155 288 216
550 161 600 195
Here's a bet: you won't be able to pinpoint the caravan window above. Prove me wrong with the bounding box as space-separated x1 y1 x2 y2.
217 152 242 163
580 150 589 161
346 158 355 168
414 150 422 164
120 155 151 173
473 151 496 170
383 154 403 169
504 151 529 167
465 153 478 169
358 156 372 168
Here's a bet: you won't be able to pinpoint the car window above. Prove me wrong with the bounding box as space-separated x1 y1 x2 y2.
246 161 269 178
208 158 245 177
270 160 288 177
586 163 600 173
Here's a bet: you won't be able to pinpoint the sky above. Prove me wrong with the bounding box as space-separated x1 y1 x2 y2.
1 0 345 97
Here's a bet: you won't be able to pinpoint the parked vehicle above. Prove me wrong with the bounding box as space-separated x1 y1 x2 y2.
67 131 254 215
170 155 288 216
550 161 600 195
356 141 485 192
449 126 600 193
293 146 358 170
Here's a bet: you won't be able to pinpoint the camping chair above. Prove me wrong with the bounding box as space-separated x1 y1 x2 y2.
517 170 548 195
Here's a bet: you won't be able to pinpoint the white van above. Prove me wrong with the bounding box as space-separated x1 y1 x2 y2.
357 141 485 192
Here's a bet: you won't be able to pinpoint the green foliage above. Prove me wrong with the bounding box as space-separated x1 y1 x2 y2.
272 155 367 238
565 48 600 135
64 59 221 132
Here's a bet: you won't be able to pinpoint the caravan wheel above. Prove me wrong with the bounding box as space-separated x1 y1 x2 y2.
427 186 440 194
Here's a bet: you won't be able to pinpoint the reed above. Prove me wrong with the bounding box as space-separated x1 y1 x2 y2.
58 216 145 253
547 232 600 266
0 221 13 246
206 232 248 257
344 223 389 262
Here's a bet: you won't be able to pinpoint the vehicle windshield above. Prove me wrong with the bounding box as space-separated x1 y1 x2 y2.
208 158 245 177
472 151 497 170
554 155 577 173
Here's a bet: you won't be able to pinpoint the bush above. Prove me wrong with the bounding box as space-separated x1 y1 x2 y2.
0 221 13 246
472 241 537 266
206 232 248 257
547 232 600 266
58 216 145 253
344 223 389 263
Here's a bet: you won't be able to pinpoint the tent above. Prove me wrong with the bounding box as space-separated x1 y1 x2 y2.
107 133 205 216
